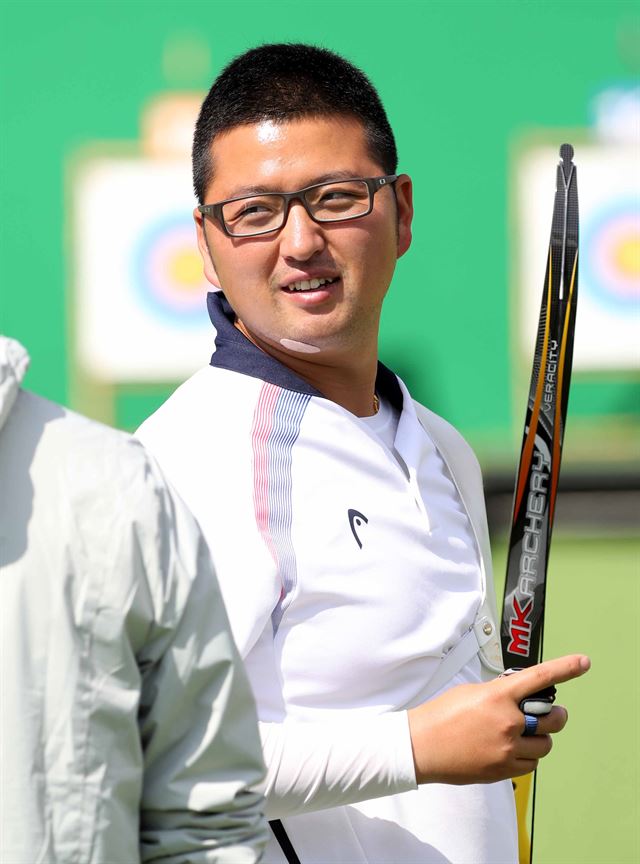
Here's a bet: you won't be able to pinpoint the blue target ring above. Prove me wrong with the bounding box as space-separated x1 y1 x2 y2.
132 212 208 327
582 200 640 314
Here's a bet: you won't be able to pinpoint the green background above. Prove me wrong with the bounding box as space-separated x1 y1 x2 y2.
1 0 639 466
1 2 638 862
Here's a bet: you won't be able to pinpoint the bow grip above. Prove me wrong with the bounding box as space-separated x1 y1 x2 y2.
502 667 557 716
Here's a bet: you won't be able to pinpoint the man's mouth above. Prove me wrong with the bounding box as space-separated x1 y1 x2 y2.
282 276 338 293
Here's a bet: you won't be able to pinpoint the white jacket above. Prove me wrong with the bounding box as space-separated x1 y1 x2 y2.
0 337 268 863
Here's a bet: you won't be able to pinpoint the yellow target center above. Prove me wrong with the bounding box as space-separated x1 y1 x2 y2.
613 232 640 279
168 249 204 291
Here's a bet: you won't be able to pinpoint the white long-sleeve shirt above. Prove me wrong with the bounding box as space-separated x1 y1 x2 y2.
137 292 518 863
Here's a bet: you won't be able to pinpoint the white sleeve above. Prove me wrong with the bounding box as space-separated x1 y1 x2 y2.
258 712 418 819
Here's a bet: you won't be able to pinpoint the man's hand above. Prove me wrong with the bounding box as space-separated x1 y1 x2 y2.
408 654 590 785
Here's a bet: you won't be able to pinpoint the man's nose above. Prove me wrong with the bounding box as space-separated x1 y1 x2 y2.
279 200 326 260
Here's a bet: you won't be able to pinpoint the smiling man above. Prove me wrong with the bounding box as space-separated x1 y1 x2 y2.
137 43 589 864
192 115 410 418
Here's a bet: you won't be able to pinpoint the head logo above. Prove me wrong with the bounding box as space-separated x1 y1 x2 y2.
348 509 368 549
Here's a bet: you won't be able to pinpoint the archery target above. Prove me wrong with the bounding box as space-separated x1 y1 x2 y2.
132 213 206 326
582 200 639 314
517 143 639 371
73 156 215 381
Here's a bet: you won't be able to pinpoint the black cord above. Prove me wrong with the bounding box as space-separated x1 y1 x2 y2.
270 819 302 864
529 616 547 864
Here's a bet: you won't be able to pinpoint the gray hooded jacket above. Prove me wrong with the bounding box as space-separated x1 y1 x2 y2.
0 337 267 863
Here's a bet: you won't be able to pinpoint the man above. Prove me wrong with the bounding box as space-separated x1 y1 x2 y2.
137 44 590 863
0 336 268 863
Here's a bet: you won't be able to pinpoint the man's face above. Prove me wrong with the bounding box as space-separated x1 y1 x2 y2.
194 116 413 361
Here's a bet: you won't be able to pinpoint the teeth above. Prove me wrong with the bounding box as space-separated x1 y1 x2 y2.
288 277 334 292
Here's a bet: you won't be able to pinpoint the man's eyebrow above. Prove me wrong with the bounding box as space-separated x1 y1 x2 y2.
223 184 276 198
223 171 364 199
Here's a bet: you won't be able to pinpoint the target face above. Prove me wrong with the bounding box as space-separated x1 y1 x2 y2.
517 144 639 371
133 213 207 326
583 201 639 314
73 157 216 381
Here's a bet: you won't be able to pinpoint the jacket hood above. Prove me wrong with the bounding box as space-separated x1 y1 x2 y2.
0 336 30 433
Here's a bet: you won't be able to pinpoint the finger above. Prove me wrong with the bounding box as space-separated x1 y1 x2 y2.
518 733 553 759
535 705 568 735
505 654 590 701
512 759 540 777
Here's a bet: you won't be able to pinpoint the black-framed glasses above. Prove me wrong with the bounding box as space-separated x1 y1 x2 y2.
198 175 398 238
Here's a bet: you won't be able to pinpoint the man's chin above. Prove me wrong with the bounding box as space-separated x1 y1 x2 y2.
236 318 354 363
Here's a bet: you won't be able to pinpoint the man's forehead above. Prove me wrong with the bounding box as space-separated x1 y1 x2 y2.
205 116 376 198
254 119 282 144
212 114 368 148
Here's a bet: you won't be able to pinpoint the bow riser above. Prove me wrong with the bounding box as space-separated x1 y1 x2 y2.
502 146 579 670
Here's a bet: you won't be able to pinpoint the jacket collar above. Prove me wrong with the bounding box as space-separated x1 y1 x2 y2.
207 291 403 412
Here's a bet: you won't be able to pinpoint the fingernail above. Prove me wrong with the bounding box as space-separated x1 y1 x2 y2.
579 656 591 671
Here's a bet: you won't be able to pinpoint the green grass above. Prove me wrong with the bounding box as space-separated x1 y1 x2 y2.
492 534 640 864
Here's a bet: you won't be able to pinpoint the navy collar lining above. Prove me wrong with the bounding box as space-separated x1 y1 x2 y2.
207 291 403 412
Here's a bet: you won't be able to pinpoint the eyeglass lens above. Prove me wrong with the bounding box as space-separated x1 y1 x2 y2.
221 180 371 236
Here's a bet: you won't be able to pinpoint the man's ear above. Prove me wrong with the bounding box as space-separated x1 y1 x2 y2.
194 207 221 288
394 174 414 259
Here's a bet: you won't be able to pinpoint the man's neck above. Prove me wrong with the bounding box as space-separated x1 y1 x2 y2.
290 357 379 417
235 320 379 417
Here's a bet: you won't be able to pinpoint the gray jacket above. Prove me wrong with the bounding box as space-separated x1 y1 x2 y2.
0 337 268 863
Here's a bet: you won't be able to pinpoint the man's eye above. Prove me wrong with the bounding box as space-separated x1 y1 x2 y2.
240 204 271 216
226 199 279 223
320 190 355 202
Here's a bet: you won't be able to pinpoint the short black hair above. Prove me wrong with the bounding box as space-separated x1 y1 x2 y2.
192 43 398 203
